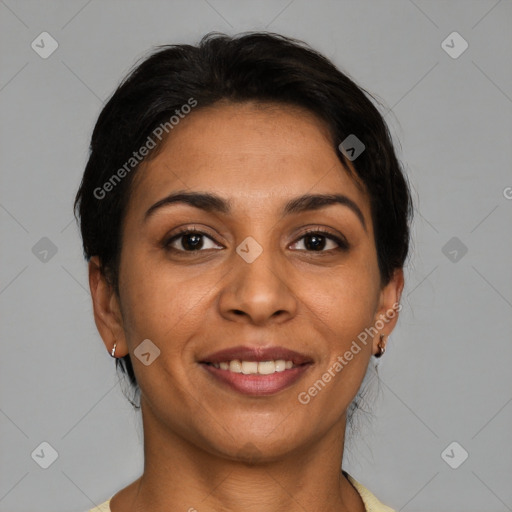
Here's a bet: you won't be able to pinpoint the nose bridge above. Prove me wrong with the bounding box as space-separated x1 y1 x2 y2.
219 230 297 323
235 232 285 294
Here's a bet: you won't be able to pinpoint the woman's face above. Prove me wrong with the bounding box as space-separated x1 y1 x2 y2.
92 101 403 460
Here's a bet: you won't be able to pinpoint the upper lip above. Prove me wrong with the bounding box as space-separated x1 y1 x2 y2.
200 345 314 365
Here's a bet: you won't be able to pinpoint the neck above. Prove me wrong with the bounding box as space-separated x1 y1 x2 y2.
111 400 365 512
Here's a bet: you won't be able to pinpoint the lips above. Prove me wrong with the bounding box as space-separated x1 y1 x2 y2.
200 345 313 366
199 345 314 396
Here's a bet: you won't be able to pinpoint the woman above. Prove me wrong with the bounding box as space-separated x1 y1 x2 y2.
75 31 412 512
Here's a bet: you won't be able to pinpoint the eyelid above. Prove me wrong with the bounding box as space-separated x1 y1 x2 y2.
163 225 349 253
162 225 223 248
299 227 349 245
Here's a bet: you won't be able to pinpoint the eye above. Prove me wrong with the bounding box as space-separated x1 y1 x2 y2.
163 227 349 254
164 228 223 253
290 229 348 252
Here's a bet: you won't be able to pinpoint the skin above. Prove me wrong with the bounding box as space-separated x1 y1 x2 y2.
89 101 404 512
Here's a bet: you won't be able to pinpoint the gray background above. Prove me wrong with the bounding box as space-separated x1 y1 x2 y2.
1 1 511 511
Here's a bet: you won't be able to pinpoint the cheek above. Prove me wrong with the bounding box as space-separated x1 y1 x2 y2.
118 250 212 354
120 239 380 341
119 228 380 339
298 281 375 415
302 262 378 382
306 257 380 328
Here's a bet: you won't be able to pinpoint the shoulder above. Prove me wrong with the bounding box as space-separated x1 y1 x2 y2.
345 472 396 512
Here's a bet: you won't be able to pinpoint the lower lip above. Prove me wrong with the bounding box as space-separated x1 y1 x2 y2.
200 363 312 396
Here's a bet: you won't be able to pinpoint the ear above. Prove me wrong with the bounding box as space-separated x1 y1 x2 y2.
88 256 128 358
371 268 404 357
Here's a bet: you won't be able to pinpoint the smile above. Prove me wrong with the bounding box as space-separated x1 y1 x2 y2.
200 345 314 396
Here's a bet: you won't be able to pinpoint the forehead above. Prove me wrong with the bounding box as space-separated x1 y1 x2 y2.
127 101 369 221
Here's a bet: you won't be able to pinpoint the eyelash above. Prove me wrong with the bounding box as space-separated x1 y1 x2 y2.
163 227 349 255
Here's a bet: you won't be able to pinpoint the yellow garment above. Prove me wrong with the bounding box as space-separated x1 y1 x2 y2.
88 501 111 512
346 473 396 512
88 473 395 512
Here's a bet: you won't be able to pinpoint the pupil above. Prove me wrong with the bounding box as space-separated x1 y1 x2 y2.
305 234 325 251
183 234 203 250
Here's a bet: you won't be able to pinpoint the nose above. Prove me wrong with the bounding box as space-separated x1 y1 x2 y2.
218 242 298 326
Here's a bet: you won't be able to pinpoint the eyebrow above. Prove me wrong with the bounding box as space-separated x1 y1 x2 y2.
144 190 367 231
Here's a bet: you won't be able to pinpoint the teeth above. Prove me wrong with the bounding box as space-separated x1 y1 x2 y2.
274 360 286 372
241 361 258 374
212 359 295 375
229 360 242 373
257 361 276 375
